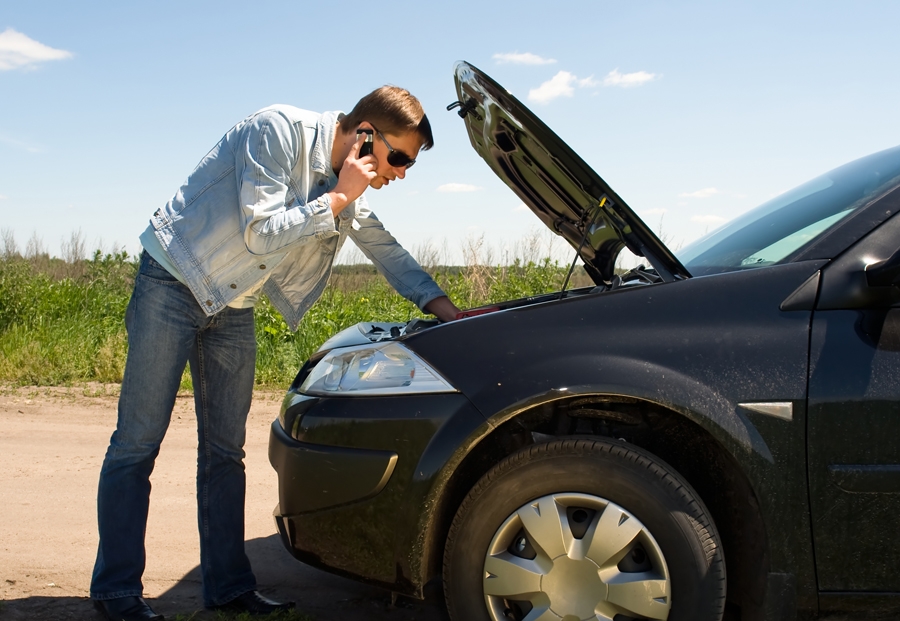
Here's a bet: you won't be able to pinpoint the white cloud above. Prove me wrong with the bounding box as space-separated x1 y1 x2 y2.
0 28 72 71
0 195 7 200
438 183 482 193
642 208 668 215
679 187 719 199
602 69 658 88
529 71 577 103
514 203 530 212
493 52 556 66
691 215 727 224
528 70 613 104
0 133 42 153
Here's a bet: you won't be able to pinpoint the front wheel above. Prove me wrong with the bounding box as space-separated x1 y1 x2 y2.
443 438 726 621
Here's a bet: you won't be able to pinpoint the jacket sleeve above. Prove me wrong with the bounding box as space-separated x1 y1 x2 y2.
347 195 447 312
236 109 336 255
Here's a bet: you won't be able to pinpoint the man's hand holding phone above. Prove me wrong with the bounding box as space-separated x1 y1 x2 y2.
357 128 374 158
328 129 377 217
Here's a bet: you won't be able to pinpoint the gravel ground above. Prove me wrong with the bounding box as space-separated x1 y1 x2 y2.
0 384 884 621
0 385 446 621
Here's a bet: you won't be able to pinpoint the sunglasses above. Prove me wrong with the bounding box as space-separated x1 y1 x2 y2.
372 126 416 169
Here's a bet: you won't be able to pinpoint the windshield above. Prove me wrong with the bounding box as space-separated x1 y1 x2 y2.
678 145 900 276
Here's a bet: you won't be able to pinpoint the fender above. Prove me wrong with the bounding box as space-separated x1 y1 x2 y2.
403 261 825 596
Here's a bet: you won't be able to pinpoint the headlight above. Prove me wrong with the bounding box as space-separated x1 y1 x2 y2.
299 342 457 396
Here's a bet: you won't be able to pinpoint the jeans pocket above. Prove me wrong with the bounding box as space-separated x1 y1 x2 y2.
139 251 182 285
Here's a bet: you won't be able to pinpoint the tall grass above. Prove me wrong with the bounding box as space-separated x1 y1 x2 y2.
0 231 587 388
0 247 135 385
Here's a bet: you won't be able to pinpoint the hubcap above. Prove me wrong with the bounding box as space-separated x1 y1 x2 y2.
541 556 607 618
482 493 671 621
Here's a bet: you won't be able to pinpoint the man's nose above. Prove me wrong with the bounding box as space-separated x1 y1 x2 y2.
393 165 407 180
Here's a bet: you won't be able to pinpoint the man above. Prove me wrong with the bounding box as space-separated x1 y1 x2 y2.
91 86 461 621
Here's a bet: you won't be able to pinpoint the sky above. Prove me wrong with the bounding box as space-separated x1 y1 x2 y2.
2 1 900 266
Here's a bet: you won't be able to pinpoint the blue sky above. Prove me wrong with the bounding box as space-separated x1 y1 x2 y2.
2 1 900 265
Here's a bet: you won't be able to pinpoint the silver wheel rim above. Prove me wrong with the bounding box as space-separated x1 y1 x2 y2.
482 493 671 621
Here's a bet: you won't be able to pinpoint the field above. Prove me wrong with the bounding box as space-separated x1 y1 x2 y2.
0 231 591 388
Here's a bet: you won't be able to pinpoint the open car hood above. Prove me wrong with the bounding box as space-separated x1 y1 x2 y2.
450 61 690 283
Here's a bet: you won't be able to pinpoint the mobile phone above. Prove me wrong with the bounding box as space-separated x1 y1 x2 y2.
357 129 374 157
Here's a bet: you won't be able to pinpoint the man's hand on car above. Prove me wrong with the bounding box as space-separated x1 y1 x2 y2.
424 296 462 322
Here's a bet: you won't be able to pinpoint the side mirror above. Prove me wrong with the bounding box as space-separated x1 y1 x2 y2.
866 249 900 287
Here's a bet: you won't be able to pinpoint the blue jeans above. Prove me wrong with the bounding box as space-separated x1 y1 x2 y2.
91 252 258 606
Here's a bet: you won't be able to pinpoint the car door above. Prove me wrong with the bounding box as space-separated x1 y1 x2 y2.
807 207 900 593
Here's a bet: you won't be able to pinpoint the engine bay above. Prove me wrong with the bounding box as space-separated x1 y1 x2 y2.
314 265 661 354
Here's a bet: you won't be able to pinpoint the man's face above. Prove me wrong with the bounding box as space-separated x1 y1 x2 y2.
368 129 424 190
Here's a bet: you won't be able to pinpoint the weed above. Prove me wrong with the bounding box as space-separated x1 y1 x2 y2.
0 234 592 388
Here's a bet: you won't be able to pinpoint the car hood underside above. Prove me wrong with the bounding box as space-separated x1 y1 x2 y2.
450 61 690 284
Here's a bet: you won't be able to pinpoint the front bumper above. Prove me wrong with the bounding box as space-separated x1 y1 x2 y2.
268 420 398 515
268 392 487 592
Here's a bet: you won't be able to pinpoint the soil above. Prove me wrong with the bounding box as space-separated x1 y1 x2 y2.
0 385 446 620
0 385 873 621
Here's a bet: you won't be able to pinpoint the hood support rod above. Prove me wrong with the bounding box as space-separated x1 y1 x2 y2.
558 197 605 299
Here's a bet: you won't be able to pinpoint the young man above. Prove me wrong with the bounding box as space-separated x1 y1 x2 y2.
91 86 460 621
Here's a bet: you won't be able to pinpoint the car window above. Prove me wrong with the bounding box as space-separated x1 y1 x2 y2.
739 209 852 267
678 146 900 276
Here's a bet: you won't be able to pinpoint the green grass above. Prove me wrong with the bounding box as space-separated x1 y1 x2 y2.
0 247 588 388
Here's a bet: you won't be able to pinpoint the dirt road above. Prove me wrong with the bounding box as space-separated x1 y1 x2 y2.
0 386 446 620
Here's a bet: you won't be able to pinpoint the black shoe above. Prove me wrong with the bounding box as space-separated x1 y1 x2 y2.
211 590 295 615
92 596 164 621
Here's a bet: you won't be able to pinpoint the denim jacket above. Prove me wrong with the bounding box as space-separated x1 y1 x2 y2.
144 105 445 330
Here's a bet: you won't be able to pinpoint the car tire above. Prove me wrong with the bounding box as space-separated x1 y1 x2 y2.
443 437 726 621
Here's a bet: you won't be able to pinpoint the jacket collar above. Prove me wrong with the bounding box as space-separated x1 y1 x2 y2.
312 110 342 178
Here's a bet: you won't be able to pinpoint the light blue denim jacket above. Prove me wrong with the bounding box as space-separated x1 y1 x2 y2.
143 105 445 330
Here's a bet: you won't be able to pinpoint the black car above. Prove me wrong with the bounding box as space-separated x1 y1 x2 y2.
269 62 900 621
